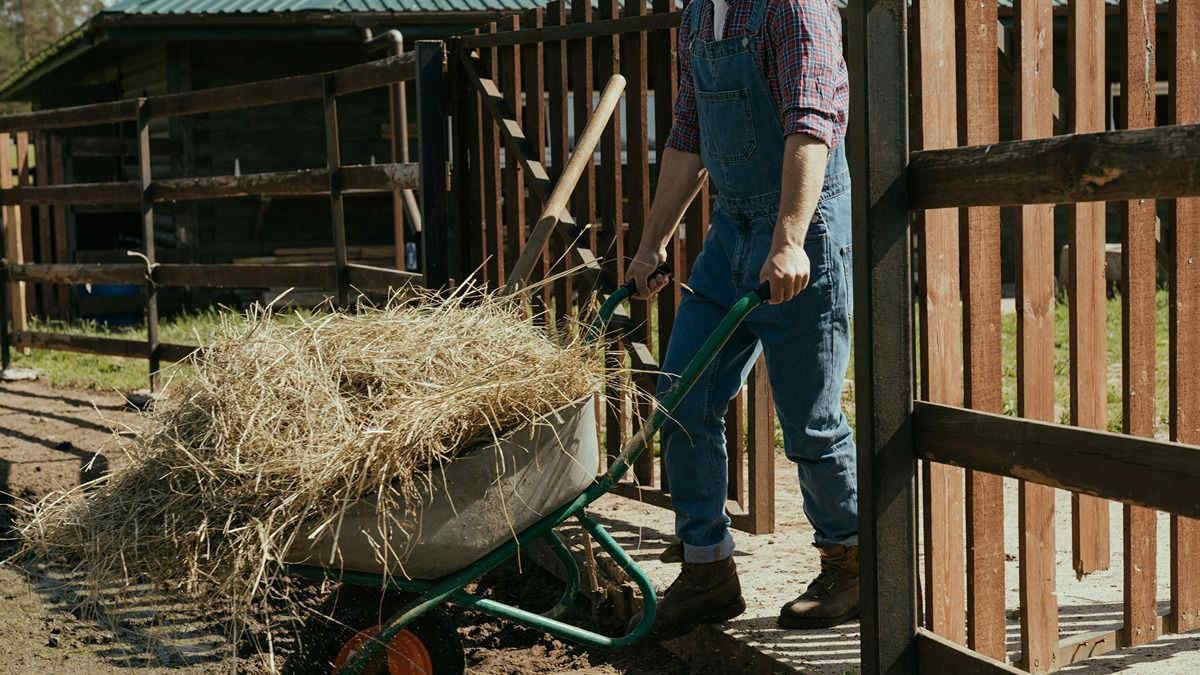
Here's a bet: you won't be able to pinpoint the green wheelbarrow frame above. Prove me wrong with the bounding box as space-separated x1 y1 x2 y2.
287 273 771 674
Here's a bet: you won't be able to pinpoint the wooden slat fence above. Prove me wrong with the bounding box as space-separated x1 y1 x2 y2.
449 1 776 534
868 0 1200 673
1 48 429 388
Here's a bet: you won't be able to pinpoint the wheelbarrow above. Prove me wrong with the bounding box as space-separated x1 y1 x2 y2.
285 268 773 674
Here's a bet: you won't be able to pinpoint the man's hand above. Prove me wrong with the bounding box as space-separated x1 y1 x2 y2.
759 243 810 304
626 244 670 299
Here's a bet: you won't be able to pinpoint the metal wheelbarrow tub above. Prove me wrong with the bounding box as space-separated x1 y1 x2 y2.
285 396 599 579
287 270 773 675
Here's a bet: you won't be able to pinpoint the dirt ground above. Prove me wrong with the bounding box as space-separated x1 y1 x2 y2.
0 379 685 675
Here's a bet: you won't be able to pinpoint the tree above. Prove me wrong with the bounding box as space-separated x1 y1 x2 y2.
0 0 104 109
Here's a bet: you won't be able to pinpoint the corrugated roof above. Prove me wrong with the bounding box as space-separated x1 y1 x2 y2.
106 0 543 13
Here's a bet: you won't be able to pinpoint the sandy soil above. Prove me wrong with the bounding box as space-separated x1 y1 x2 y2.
0 379 685 675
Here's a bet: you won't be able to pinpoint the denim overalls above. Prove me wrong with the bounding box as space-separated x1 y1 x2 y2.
658 0 857 563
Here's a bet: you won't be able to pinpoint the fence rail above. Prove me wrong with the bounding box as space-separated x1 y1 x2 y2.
0 46 434 388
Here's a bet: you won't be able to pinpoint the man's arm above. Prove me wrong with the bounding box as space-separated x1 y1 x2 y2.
627 148 707 298
759 134 828 304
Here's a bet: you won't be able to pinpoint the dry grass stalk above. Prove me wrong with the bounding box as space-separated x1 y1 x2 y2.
15 286 606 658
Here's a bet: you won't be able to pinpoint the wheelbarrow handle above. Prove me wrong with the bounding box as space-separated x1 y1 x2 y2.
598 264 771 330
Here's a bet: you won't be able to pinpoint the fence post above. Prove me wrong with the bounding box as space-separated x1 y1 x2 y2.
137 100 161 391
322 74 350 307
416 40 452 289
846 0 917 672
1 260 8 373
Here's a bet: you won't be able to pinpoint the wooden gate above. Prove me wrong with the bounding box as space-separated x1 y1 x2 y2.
447 2 777 534
855 0 1200 672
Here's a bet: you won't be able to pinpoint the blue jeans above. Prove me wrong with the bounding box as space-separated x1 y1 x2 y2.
657 173 857 563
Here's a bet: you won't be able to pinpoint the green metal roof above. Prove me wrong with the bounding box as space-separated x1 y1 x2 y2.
107 0 542 13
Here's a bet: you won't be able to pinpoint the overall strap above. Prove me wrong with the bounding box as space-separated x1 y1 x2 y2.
745 0 769 36
689 0 704 34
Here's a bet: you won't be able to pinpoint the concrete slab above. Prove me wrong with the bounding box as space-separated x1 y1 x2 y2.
568 451 1200 673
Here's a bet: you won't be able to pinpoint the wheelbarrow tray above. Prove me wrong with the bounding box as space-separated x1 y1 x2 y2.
284 395 599 579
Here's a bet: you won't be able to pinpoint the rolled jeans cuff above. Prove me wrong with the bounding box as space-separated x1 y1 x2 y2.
815 533 859 548
683 532 735 563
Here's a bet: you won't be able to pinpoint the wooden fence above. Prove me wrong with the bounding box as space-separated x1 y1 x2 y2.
856 0 1200 673
446 2 776 535
0 42 434 389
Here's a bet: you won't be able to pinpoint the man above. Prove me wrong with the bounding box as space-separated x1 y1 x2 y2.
625 0 855 639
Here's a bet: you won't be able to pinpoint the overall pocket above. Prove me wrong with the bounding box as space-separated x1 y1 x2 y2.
696 88 757 162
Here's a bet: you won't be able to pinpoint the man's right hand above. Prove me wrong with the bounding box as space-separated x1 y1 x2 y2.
626 244 670 299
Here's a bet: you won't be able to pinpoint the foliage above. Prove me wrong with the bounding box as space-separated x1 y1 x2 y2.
0 0 106 109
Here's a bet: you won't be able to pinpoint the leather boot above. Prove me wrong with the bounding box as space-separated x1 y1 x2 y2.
650 555 746 640
778 544 860 629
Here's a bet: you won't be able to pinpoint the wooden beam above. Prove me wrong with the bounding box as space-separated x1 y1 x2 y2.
846 0 918 672
909 123 1200 209
1169 0 1200 636
914 402 1200 520
1068 0 1111 577
322 74 349 307
956 0 1005 660
1121 0 1160 649
12 331 195 363
157 264 338 289
5 264 144 285
1014 2 1058 670
137 102 159 390
915 0 966 644
916 629 1024 674
0 99 138 134
416 41 453 288
459 12 680 49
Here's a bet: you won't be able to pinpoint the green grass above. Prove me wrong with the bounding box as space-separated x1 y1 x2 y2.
1000 289 1171 437
9 308 315 392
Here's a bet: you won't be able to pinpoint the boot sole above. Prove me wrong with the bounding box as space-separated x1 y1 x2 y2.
776 607 860 630
652 597 748 641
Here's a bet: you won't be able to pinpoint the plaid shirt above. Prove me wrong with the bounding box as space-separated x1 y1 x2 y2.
666 0 849 153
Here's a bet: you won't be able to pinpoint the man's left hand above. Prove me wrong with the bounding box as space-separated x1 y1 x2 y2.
759 243 810 305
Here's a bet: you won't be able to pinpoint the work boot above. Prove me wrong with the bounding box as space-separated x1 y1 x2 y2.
658 541 684 563
778 544 860 629
650 555 746 640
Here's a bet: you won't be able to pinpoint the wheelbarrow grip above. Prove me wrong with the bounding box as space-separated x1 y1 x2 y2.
618 262 674 298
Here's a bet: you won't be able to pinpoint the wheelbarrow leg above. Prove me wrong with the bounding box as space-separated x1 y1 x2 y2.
540 531 581 620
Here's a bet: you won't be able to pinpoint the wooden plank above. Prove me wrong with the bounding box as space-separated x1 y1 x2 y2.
6 264 144 285
1057 616 1164 667
652 0 681 490
34 132 52 318
156 264 339 289
914 403 1200 520
745 357 775 533
12 331 196 363
0 133 26 337
1120 0 1160 649
916 629 1025 674
50 133 68 317
909 122 1200 209
483 27 504 286
845 0 918 672
467 34 488 284
387 37 408 271
1068 0 1111 577
915 0 966 644
598 0 625 473
323 75 349 306
500 15 526 276
623 0 653 485
1014 1 1058 670
328 52 417 96
522 8 550 307
546 1 572 329
1169 0 1200 636
459 12 681 49
0 99 138 134
726 389 746 505
136 103 159 391
570 0 597 258
17 132 34 314
416 41 453 288
956 0 1005 659
0 181 140 206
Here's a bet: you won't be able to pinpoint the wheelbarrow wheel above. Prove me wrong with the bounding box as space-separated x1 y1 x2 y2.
331 610 464 675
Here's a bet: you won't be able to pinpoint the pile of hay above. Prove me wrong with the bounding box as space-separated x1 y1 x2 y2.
16 288 604 647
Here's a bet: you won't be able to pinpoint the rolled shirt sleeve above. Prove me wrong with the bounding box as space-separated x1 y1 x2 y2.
767 0 847 149
665 5 701 154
